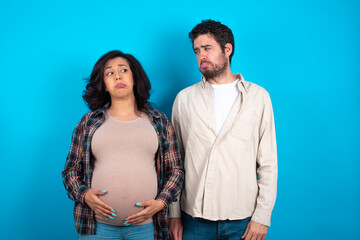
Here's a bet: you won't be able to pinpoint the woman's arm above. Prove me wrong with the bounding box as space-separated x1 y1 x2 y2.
62 116 90 204
62 115 115 219
155 117 184 207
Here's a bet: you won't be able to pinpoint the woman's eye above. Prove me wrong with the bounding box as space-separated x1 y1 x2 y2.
121 69 128 73
106 72 113 76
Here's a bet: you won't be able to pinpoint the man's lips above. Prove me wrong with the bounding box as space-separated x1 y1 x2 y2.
200 62 211 68
115 83 126 89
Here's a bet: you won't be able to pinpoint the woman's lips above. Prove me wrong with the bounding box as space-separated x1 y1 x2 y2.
115 83 126 89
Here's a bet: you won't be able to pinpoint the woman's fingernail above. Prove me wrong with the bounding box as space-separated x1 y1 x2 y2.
125 218 130 221
112 213 117 217
123 222 130 226
105 218 109 220
102 190 107 193
111 209 116 212
136 202 142 206
109 216 114 219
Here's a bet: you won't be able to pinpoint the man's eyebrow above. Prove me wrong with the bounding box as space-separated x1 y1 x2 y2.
194 45 212 51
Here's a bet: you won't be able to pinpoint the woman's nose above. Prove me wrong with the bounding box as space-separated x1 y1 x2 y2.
115 72 121 80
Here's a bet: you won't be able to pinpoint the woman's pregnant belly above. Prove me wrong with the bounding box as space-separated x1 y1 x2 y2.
91 160 158 226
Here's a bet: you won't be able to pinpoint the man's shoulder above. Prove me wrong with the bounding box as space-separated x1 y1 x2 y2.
176 81 203 99
243 79 270 98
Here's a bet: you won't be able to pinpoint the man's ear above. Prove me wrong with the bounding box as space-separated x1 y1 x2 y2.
224 43 233 57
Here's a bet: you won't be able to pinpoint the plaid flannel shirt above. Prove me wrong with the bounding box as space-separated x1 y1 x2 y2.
62 104 184 239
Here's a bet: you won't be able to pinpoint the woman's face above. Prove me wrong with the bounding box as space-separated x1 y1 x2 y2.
103 57 135 100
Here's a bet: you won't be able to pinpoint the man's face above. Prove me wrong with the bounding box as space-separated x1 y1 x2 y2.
193 34 229 79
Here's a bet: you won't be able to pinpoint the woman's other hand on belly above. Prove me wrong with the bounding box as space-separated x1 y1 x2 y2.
85 189 116 220
125 200 165 225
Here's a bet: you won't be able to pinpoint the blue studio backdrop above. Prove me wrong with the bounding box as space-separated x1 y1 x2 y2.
0 0 359 239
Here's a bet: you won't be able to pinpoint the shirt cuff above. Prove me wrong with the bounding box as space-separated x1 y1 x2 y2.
155 192 172 208
80 187 91 205
169 197 181 218
251 207 272 226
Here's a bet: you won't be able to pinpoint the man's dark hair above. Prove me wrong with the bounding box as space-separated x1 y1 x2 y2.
83 50 151 111
189 19 235 63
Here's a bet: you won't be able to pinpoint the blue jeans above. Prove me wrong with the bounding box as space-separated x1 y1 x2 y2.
182 212 251 240
78 222 154 240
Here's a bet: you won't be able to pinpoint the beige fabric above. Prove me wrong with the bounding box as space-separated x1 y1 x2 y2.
91 111 158 226
169 73 277 226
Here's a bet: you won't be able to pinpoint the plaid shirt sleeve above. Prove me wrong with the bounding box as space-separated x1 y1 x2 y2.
62 114 91 204
150 111 184 240
155 113 184 207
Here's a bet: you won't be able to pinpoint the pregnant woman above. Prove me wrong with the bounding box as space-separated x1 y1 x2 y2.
62 50 184 240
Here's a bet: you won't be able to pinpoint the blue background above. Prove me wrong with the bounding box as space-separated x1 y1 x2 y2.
1 0 359 239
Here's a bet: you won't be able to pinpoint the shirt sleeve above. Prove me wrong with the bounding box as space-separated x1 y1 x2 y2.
62 115 91 204
155 114 184 208
168 95 184 218
251 92 278 226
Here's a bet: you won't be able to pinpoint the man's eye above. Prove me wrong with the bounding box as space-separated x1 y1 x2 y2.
205 48 210 51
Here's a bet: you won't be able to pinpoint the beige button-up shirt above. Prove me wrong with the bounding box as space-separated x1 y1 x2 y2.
169 73 277 226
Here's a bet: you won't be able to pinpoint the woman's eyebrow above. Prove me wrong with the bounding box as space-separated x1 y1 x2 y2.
105 64 127 70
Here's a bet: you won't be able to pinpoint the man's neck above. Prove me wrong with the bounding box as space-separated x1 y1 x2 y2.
207 70 237 85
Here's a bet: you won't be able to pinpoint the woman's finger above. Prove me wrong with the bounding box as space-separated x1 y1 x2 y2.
94 205 115 218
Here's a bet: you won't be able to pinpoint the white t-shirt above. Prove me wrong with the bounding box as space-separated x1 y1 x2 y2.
210 79 240 136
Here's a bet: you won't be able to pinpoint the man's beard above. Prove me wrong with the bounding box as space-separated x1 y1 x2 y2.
201 55 228 80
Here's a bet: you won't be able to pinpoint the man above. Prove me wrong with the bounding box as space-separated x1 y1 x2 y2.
169 20 278 240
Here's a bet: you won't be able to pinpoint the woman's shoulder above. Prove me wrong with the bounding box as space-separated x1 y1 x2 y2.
76 108 105 128
145 105 169 120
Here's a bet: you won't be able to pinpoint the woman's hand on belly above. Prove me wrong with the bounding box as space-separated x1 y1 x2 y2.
125 200 165 225
85 189 116 219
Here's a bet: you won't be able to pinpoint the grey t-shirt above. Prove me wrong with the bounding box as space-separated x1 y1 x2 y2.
91 110 158 226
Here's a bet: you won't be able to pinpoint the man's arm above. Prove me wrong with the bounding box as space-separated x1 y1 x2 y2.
249 92 278 238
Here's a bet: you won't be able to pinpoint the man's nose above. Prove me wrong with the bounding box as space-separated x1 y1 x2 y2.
199 51 206 60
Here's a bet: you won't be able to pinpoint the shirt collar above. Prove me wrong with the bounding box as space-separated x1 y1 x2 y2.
201 73 249 93
143 104 162 119
92 103 110 118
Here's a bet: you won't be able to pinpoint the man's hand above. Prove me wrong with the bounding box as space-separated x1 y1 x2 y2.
84 189 115 219
125 200 165 224
242 220 268 240
169 217 183 240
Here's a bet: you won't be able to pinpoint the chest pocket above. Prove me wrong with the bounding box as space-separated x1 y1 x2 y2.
230 108 260 142
231 119 254 142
